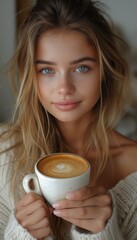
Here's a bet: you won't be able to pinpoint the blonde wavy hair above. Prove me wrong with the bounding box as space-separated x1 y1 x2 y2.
1 0 129 202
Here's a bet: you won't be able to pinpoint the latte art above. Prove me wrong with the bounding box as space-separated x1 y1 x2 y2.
52 163 72 172
45 161 81 177
38 154 88 178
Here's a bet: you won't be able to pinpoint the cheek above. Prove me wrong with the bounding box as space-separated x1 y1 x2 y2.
37 81 49 107
82 77 100 96
38 77 49 96
85 79 101 105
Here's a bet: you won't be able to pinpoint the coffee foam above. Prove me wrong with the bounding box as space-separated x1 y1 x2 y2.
38 154 88 178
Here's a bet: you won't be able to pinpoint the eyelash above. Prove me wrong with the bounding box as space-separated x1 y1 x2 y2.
75 65 90 73
39 67 55 75
38 65 91 75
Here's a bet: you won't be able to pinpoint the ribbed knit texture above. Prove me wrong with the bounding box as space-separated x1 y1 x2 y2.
70 172 137 240
0 137 137 239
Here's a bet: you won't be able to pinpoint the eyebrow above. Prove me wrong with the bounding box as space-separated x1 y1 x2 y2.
35 57 96 65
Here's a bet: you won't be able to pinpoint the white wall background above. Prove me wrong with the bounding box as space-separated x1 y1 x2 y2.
101 0 137 49
101 0 137 140
0 0 16 122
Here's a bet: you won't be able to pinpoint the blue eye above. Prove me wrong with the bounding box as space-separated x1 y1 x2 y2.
75 66 89 73
40 68 55 75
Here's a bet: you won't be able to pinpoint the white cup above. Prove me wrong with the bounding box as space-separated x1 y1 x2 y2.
22 153 90 205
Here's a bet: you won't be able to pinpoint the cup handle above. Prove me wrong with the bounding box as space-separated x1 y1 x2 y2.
22 173 42 196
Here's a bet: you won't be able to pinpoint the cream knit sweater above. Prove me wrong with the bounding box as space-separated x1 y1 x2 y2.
0 142 137 240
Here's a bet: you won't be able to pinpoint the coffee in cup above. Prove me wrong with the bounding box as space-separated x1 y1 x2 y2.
38 153 88 178
23 153 90 205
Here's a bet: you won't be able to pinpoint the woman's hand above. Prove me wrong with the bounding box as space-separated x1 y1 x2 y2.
52 186 112 233
15 192 53 239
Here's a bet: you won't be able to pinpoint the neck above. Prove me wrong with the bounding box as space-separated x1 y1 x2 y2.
56 118 91 155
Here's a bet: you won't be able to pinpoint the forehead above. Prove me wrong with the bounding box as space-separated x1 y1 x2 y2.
37 29 91 44
35 29 98 61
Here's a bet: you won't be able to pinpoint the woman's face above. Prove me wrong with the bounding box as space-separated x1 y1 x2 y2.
35 30 101 124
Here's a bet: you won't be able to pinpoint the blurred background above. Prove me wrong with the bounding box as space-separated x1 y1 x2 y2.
0 0 137 139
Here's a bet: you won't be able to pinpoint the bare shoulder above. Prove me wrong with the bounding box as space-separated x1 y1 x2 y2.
93 130 137 189
109 130 137 180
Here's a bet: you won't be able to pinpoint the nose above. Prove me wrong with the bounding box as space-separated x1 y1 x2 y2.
57 73 75 95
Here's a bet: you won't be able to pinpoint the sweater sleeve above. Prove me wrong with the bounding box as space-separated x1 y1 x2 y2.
70 190 124 240
112 172 137 240
0 180 54 240
0 140 54 240
4 213 37 240
4 213 54 240
0 149 36 240
70 172 137 240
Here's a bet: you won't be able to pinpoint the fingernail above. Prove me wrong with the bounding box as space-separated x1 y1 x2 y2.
53 210 62 216
52 203 60 209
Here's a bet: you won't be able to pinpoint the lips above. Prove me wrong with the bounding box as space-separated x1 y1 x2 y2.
53 100 81 111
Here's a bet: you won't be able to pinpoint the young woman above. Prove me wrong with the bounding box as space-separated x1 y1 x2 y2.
0 0 137 239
